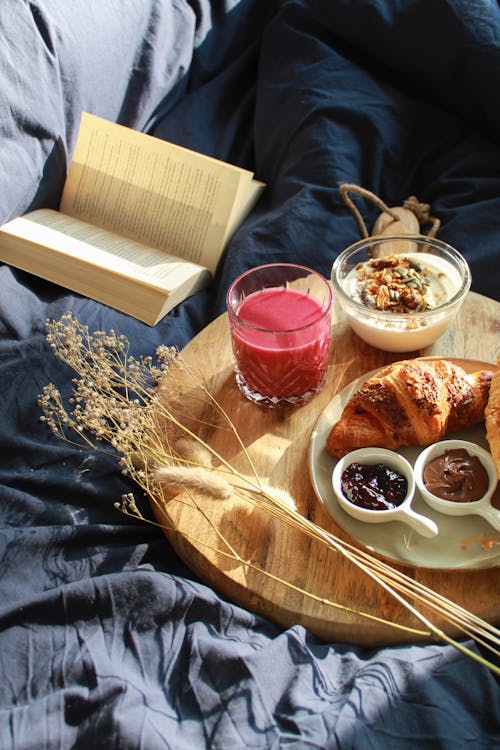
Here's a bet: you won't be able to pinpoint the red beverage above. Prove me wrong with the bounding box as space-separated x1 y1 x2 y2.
229 285 331 405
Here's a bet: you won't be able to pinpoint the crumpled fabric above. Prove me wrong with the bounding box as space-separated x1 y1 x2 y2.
0 1 499 748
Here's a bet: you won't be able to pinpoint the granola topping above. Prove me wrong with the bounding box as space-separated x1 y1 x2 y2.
347 254 450 313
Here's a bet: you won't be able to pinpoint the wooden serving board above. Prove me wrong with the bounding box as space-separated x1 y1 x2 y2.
153 291 500 647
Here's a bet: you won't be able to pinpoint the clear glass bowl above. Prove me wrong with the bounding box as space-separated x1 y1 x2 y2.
331 235 471 352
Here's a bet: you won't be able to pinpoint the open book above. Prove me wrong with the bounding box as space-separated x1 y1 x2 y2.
0 113 265 325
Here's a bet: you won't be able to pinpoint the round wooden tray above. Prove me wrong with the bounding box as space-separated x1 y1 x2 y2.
153 292 500 646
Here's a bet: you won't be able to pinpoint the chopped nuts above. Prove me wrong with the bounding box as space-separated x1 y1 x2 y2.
355 255 431 313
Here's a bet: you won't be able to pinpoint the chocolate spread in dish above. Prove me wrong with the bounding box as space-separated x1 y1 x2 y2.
422 448 489 502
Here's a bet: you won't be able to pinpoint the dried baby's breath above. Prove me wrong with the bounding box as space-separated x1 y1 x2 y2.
40 313 176 464
39 312 500 675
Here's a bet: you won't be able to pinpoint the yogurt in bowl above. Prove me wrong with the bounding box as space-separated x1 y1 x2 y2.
331 235 471 352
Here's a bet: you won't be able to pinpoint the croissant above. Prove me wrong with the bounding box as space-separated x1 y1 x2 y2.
485 354 500 477
326 358 493 459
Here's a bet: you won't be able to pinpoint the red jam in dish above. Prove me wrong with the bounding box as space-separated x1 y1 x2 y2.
340 462 408 511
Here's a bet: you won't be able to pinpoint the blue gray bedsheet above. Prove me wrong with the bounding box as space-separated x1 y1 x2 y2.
1 1 499 748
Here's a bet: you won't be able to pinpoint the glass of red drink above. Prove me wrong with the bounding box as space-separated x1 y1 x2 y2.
226 263 332 407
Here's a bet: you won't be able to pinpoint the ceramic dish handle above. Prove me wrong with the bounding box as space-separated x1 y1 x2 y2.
401 507 439 538
475 504 500 532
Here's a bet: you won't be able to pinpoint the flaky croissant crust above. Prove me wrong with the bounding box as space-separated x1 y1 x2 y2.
485 354 500 477
326 358 493 459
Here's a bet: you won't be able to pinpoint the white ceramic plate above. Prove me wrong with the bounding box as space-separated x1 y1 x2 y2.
308 359 500 570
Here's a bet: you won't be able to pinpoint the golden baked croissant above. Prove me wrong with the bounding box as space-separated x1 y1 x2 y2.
485 354 500 477
326 358 493 458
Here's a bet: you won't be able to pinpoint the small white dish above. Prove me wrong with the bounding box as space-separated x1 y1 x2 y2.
414 439 500 531
332 447 438 538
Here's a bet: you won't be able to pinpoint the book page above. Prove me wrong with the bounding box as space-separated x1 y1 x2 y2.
61 113 255 273
11 209 206 290
223 178 266 246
